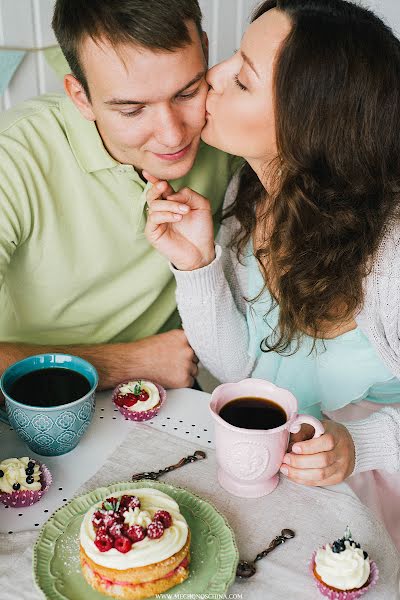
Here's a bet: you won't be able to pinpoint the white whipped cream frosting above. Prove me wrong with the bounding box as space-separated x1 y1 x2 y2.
118 381 160 412
80 489 188 570
0 457 41 493
315 541 370 591
123 507 152 528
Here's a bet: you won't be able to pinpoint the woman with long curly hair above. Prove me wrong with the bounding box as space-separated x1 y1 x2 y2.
145 0 400 547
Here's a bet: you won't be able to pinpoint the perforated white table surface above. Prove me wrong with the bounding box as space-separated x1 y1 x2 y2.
0 388 214 533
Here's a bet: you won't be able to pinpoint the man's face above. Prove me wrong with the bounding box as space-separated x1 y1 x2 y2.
73 21 207 180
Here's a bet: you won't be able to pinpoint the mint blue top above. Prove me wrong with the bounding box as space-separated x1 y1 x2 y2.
246 249 400 419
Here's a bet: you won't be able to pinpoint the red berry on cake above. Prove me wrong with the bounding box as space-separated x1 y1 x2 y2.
114 536 133 553
92 510 104 529
139 390 149 402
153 510 172 528
120 495 141 511
147 520 165 539
94 533 114 552
109 521 124 538
126 524 146 543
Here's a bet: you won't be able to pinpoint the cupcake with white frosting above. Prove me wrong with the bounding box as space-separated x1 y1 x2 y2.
0 457 52 507
112 380 166 421
311 527 378 599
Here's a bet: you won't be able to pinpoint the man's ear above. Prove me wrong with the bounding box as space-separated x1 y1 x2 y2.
201 31 209 65
64 74 96 121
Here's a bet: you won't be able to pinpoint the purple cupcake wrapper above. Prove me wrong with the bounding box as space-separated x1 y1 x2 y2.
0 462 52 508
112 381 166 422
310 552 379 600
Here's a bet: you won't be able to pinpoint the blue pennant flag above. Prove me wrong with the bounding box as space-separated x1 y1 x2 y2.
0 50 26 95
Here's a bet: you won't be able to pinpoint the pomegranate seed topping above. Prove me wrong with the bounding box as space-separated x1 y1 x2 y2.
153 510 172 528
94 534 113 552
114 536 132 553
126 525 146 543
147 520 164 539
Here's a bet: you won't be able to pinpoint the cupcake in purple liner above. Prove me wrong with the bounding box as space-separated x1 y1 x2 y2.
310 526 379 599
0 457 52 508
112 380 166 421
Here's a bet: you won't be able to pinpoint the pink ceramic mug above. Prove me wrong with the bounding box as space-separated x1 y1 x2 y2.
209 378 324 498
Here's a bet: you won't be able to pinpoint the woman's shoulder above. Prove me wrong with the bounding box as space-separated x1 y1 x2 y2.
372 218 400 277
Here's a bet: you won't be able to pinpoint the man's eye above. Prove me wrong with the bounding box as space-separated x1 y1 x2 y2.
120 108 144 118
234 74 248 91
178 87 201 100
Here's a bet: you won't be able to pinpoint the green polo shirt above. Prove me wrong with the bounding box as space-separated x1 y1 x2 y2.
0 94 238 345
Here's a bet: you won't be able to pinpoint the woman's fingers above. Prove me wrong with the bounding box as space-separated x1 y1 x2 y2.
290 430 335 455
282 449 335 470
143 172 175 201
280 462 338 486
148 200 190 215
147 211 183 225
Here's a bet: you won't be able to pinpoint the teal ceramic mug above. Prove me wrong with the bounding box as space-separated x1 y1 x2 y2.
0 354 98 456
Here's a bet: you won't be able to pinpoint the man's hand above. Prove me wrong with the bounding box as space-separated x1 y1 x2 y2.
280 420 355 487
133 329 199 389
144 172 215 271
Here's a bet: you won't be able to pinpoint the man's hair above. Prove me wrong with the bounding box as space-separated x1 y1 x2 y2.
52 0 203 98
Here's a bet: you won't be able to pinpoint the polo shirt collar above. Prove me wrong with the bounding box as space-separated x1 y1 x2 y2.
61 96 119 173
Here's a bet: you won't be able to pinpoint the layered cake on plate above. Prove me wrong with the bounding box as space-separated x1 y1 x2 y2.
80 488 190 599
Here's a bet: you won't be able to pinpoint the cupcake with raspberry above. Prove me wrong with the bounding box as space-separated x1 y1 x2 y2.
0 457 52 508
80 489 190 599
311 526 378 599
112 379 166 421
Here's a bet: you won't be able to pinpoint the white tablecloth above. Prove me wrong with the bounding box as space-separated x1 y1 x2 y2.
0 424 399 600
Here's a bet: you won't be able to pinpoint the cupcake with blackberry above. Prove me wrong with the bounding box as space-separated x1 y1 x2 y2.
0 457 52 507
112 380 166 421
311 526 378 599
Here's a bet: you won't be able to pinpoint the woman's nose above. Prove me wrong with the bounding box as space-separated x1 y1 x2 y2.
206 62 226 94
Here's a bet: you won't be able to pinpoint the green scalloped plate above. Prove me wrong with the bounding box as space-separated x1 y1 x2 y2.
33 480 239 599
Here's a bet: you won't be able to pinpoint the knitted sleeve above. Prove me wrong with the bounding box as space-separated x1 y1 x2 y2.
172 175 255 382
343 407 400 474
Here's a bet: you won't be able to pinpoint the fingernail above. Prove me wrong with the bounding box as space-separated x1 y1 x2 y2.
280 466 289 476
174 214 182 220
283 454 291 465
179 205 189 213
156 182 164 190
292 445 302 454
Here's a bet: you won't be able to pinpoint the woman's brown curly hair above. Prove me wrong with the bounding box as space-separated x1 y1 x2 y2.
225 0 400 354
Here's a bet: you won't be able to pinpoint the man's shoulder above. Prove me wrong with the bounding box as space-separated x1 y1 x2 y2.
196 141 242 176
0 94 65 138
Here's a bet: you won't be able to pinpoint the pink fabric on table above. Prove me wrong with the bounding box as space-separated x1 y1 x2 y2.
325 401 400 552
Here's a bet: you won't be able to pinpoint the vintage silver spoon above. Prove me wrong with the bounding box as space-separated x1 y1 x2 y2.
236 528 296 578
131 450 207 481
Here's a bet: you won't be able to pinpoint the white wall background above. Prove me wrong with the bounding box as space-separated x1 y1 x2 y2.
0 0 399 111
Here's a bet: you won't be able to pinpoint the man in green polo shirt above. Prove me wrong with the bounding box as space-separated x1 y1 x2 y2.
0 0 238 389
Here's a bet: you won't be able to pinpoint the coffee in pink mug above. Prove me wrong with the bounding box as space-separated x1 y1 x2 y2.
209 378 324 498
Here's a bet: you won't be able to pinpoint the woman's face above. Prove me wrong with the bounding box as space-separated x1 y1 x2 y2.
202 8 291 175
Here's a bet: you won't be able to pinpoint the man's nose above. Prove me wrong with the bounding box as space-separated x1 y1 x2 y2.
155 106 186 149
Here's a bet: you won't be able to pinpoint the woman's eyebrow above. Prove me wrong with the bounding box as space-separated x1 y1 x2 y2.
241 50 260 78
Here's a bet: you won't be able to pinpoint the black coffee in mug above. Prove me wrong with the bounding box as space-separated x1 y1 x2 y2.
9 367 91 408
219 396 287 430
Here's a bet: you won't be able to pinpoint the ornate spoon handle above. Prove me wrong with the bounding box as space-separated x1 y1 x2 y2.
131 450 207 481
236 529 296 579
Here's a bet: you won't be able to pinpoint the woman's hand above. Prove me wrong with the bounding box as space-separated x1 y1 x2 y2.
143 171 216 271
280 420 355 486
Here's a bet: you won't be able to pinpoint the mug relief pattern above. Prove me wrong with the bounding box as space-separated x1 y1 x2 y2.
224 441 270 481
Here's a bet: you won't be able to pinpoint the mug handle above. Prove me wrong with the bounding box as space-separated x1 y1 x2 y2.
289 414 324 438
0 406 9 425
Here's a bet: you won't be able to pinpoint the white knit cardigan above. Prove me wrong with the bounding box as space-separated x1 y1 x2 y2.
172 175 400 475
